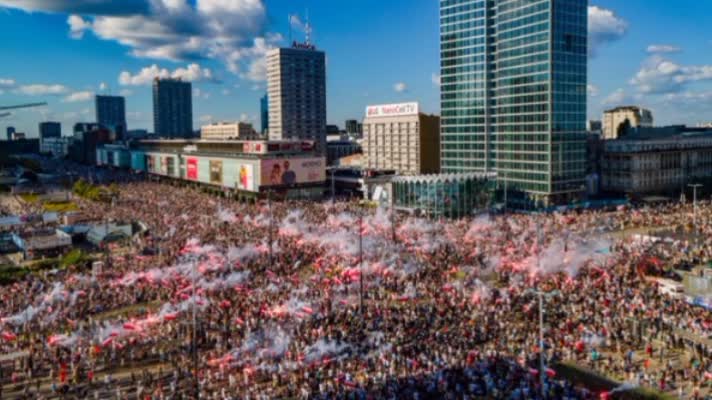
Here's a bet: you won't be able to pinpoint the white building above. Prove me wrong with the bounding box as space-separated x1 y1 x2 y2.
362 102 440 175
40 137 74 158
603 106 653 140
266 43 327 151
200 122 258 140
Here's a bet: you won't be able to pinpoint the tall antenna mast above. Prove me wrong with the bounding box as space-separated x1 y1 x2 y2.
305 9 312 46
288 14 293 44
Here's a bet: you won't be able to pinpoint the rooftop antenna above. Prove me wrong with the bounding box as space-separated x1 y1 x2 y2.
305 9 312 46
288 14 293 44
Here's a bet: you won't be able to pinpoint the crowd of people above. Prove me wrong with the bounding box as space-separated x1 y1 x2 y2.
0 172 710 399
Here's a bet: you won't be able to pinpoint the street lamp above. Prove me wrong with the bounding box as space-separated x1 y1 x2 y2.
688 184 703 231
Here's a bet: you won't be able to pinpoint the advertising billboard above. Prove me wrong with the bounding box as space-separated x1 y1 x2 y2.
365 102 419 118
186 158 198 180
160 156 168 175
261 157 325 187
146 155 155 173
237 164 255 191
209 160 223 185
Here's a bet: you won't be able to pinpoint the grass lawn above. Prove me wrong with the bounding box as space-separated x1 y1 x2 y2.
19 193 39 203
43 201 78 213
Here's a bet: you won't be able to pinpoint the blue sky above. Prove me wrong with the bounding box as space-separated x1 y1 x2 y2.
1 0 712 137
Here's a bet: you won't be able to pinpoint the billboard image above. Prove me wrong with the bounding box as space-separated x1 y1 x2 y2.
146 155 155 172
186 158 198 180
261 157 325 187
237 164 255 191
160 156 168 175
209 160 223 185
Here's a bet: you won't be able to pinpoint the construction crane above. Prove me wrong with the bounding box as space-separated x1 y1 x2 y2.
0 102 48 119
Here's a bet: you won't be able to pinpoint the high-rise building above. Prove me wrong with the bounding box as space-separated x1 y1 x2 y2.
363 102 440 175
152 78 193 138
39 121 61 144
266 43 327 151
260 94 269 134
345 119 362 137
201 122 258 140
602 106 653 140
439 0 588 206
96 95 127 140
6 126 15 141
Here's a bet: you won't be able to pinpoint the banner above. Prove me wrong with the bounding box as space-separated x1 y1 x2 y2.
237 164 255 191
209 160 223 185
261 157 325 187
186 158 198 180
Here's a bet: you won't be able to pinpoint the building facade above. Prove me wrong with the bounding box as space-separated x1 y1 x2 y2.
38 121 61 144
260 94 269 134
95 95 127 140
602 106 653 140
6 126 15 141
345 119 362 137
363 103 440 175
40 137 74 158
153 78 193 138
601 128 712 195
200 122 258 140
266 44 327 151
440 0 588 206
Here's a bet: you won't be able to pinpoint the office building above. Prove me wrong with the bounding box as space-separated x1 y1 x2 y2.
587 120 602 133
70 123 111 165
440 0 588 206
363 102 440 175
345 119 362 137
602 106 653 140
95 95 127 140
200 122 258 140
152 78 193 138
266 43 327 151
260 94 269 134
38 121 61 145
601 126 712 195
40 137 74 158
6 126 15 141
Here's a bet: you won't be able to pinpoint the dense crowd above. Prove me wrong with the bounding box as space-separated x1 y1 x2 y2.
0 174 710 399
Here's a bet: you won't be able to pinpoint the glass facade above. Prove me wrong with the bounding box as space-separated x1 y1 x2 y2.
393 173 496 218
440 0 587 204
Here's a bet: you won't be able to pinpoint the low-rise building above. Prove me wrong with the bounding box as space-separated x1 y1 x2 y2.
201 122 259 140
603 106 653 140
326 138 361 165
362 102 440 175
601 126 712 195
40 137 74 158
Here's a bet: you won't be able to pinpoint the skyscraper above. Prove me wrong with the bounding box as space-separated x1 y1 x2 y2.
39 121 61 144
6 126 15 141
95 95 126 140
266 44 327 151
260 94 269 135
439 0 588 206
152 78 193 138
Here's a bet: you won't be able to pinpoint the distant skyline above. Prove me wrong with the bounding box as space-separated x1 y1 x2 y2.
2 0 712 137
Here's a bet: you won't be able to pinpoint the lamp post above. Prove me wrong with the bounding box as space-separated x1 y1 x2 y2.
688 183 702 231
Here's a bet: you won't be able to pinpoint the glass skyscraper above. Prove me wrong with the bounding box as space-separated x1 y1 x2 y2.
440 0 588 206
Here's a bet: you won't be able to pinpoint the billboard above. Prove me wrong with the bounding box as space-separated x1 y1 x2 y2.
237 164 255 191
146 155 155 173
160 156 168 175
365 102 419 118
186 157 198 180
261 157 325 187
209 160 223 185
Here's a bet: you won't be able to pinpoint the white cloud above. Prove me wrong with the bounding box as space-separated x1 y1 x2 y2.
601 88 627 106
118 63 216 86
239 113 249 122
0 78 15 87
431 73 441 87
193 88 210 99
221 88 231 96
394 82 407 93
4 0 274 80
588 6 627 57
289 14 307 34
587 84 599 97
62 91 94 103
99 82 108 91
67 14 90 39
16 84 69 95
199 115 213 123
647 44 681 54
119 89 133 97
629 55 712 94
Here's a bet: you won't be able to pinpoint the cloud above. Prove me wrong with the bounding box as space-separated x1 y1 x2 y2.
118 63 216 86
588 6 627 57
221 88 231 96
119 89 133 96
16 84 69 95
99 82 108 91
647 44 681 54
431 73 441 87
0 78 16 87
62 90 94 103
394 82 407 93
193 88 210 99
289 14 307 33
601 88 627 106
239 113 249 122
629 55 712 94
2 0 275 81
587 84 599 97
199 114 213 123
67 14 90 39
